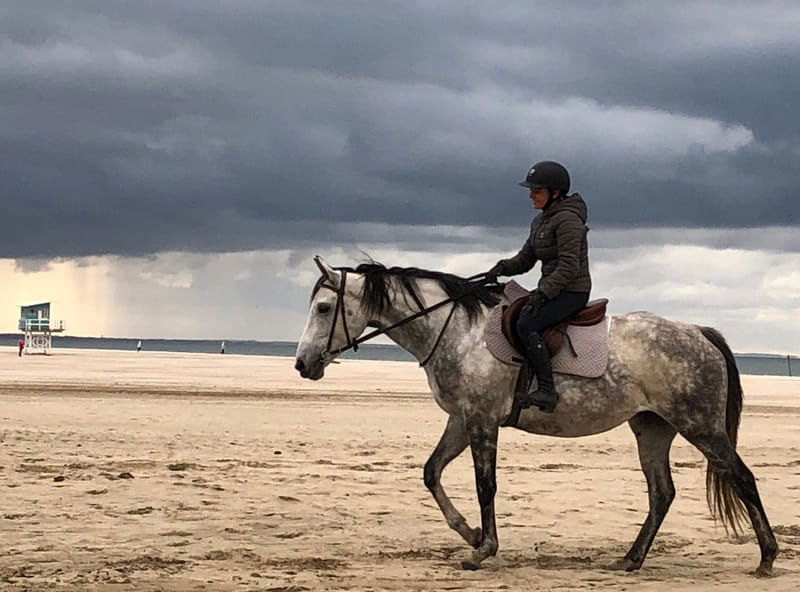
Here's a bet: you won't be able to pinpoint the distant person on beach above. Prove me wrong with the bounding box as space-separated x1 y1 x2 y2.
136 340 142 353
220 341 226 354
18 338 24 357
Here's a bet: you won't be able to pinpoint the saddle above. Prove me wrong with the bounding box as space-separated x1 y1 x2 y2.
484 283 610 426
500 295 609 356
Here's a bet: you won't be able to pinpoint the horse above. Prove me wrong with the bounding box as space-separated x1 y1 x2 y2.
293 257 778 576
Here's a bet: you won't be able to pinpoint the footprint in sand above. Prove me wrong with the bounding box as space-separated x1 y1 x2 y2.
538 463 582 470
167 462 194 471
775 524 800 536
278 495 301 502
275 532 304 539
127 506 155 515
3 512 34 520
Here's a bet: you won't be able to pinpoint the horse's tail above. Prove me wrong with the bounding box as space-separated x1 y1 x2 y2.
697 325 748 535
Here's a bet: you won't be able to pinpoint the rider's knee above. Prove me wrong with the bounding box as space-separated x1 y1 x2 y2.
515 316 533 341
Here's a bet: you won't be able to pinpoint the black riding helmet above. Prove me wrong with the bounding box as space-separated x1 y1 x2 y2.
518 161 570 195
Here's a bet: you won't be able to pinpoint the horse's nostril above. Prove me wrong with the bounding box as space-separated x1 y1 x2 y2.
294 359 305 372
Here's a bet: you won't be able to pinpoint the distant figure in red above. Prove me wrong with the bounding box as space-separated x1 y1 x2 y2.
18 338 24 357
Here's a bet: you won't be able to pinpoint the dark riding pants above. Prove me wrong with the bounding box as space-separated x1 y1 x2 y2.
515 290 590 341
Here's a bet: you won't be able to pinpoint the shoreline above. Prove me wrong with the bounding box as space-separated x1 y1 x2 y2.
1 339 796 374
1 346 796 406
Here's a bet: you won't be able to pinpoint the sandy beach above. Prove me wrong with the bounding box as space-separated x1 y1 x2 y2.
1 346 799 591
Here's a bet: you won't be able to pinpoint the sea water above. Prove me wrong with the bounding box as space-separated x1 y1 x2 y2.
1 334 796 376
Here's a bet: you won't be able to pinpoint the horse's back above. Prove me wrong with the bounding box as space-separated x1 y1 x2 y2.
608 311 729 417
513 311 728 437
609 311 726 376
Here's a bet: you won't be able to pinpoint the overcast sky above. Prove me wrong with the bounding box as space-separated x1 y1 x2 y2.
1 1 798 353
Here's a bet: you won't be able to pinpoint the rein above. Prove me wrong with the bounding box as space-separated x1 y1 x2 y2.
317 270 492 367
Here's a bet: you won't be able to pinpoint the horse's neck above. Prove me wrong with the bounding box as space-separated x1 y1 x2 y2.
377 278 455 364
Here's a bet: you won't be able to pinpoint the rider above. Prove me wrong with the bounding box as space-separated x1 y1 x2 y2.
486 161 591 413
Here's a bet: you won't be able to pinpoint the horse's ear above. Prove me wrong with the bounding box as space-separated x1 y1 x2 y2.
314 256 341 288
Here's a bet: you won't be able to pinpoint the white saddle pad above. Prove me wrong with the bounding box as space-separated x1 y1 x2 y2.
484 280 610 378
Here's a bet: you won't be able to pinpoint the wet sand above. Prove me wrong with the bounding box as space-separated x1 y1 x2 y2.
1 347 799 591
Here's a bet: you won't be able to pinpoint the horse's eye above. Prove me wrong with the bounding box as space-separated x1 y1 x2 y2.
317 302 331 314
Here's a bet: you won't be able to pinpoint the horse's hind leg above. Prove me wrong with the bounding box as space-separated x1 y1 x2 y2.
424 415 482 548
683 431 779 577
615 412 678 571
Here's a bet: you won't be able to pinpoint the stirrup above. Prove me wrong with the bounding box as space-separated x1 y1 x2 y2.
522 388 559 414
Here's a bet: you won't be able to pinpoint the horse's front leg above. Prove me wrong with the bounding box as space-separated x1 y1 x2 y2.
461 420 500 570
424 415 482 548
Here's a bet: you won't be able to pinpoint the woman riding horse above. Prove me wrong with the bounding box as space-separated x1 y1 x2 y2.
487 161 591 413
298 256 779 574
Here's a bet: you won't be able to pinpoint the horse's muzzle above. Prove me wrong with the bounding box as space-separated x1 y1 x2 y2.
294 358 324 380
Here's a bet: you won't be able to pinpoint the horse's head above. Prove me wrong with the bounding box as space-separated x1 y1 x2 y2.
294 256 370 380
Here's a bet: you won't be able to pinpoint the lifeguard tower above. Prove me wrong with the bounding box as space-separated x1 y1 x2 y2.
18 302 65 354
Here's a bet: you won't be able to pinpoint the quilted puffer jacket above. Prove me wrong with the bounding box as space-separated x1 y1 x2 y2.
499 193 591 299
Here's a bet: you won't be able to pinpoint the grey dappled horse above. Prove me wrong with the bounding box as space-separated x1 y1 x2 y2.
294 258 778 576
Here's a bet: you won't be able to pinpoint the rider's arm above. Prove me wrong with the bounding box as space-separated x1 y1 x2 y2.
499 235 536 276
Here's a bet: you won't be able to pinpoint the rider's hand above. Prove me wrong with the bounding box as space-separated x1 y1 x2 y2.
485 261 506 284
527 290 547 315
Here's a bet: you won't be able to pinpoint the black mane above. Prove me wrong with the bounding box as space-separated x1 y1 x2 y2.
313 262 503 323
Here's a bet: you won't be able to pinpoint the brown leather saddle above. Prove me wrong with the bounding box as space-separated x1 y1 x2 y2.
501 296 609 357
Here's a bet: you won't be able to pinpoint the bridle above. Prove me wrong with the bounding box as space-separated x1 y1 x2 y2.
318 269 356 362
315 268 492 368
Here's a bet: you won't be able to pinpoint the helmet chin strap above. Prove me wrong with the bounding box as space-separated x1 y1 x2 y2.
543 188 560 210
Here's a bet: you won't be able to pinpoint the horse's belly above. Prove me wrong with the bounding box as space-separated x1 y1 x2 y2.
513 388 643 437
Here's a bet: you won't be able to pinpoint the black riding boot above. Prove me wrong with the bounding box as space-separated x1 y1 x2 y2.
520 332 559 413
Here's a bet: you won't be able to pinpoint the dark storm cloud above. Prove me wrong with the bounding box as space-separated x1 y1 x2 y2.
0 1 798 258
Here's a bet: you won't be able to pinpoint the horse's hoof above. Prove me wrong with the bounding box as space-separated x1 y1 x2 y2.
461 548 486 571
754 563 774 578
609 558 639 572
